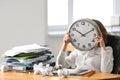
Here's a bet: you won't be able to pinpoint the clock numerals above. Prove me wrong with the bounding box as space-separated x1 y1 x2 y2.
81 22 85 25
82 45 86 49
88 24 90 26
92 39 95 42
92 28 94 31
88 43 92 47
71 33 74 37
73 39 76 42
76 24 79 27
93 33 97 37
77 43 80 47
72 28 76 31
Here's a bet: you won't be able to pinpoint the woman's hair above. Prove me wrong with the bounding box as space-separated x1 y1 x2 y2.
92 19 109 45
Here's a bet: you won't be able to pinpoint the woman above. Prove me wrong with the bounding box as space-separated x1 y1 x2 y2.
56 19 114 74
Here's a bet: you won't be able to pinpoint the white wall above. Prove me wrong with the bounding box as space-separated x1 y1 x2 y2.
0 0 47 53
47 35 64 60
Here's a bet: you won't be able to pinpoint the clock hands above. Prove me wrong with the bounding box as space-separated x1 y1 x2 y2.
74 28 85 37
81 28 94 37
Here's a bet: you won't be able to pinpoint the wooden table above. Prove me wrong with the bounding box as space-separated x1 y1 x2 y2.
0 71 120 80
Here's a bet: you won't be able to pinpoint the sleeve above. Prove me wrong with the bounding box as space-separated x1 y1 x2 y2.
56 50 77 68
100 46 114 73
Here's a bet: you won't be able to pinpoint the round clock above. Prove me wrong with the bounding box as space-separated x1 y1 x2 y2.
69 18 100 51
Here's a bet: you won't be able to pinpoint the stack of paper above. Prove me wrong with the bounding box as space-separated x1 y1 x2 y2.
3 44 55 72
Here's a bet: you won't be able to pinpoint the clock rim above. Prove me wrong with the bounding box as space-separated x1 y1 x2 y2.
68 18 100 51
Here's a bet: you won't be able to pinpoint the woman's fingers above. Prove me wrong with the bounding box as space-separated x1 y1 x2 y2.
94 36 105 48
64 33 71 44
94 36 103 45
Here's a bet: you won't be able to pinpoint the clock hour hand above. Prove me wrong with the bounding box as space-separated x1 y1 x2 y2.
82 28 94 37
74 28 85 37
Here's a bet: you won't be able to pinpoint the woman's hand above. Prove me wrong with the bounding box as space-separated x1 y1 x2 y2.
61 33 71 52
95 36 106 51
63 33 71 45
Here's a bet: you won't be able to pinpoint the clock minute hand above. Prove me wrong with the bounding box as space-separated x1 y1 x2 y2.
74 29 85 37
82 28 94 37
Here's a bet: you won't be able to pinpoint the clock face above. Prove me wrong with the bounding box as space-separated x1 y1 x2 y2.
69 19 100 51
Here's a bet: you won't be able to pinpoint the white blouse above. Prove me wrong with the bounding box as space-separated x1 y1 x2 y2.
56 46 113 74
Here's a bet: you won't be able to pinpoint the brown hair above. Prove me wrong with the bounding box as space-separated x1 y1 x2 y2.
92 19 109 45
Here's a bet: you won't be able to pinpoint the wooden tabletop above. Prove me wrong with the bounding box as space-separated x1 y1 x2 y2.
0 71 120 80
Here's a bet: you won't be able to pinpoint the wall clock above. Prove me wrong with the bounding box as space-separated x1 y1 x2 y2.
69 18 100 51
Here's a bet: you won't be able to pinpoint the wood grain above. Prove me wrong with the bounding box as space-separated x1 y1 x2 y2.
0 71 120 80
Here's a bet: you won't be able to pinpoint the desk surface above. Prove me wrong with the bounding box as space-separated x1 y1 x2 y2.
0 71 120 80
